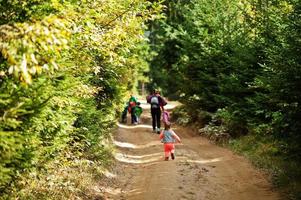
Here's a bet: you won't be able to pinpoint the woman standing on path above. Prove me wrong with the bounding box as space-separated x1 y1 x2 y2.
146 90 167 133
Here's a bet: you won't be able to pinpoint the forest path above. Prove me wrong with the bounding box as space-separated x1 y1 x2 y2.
100 101 280 200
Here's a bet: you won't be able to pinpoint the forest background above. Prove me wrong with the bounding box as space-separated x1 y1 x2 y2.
0 0 300 199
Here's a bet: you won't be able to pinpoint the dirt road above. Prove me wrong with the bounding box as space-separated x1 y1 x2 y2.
100 101 280 200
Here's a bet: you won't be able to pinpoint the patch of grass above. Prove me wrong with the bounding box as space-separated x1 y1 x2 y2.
8 143 114 200
1 96 117 200
228 134 301 200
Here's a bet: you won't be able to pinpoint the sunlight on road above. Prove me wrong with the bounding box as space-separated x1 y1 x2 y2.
185 157 223 164
117 123 153 129
115 152 162 164
114 151 223 165
103 170 116 178
119 152 162 159
99 186 121 195
114 140 161 149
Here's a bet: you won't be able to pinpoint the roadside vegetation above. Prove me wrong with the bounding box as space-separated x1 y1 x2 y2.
149 1 301 199
1 0 301 199
0 0 163 199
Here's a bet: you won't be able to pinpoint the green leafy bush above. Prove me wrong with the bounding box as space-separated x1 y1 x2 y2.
0 0 164 198
148 0 301 198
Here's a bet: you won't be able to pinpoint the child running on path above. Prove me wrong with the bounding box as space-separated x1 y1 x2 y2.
159 122 181 161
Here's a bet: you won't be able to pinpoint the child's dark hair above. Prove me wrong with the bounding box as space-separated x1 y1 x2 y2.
164 122 171 130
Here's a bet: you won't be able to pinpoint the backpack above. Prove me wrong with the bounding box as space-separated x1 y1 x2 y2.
150 96 159 108
128 101 136 113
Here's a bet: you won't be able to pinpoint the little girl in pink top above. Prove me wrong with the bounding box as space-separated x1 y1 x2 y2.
162 110 170 124
159 122 181 161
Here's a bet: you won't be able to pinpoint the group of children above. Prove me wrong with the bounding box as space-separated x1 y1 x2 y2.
121 94 143 125
121 93 181 161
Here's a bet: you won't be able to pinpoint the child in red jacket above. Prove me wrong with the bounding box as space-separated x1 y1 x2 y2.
159 122 181 161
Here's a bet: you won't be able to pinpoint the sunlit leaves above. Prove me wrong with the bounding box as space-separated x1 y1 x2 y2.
0 15 70 83
0 0 164 197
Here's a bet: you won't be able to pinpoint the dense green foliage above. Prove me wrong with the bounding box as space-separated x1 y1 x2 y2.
2 0 301 198
148 0 301 198
0 0 163 198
